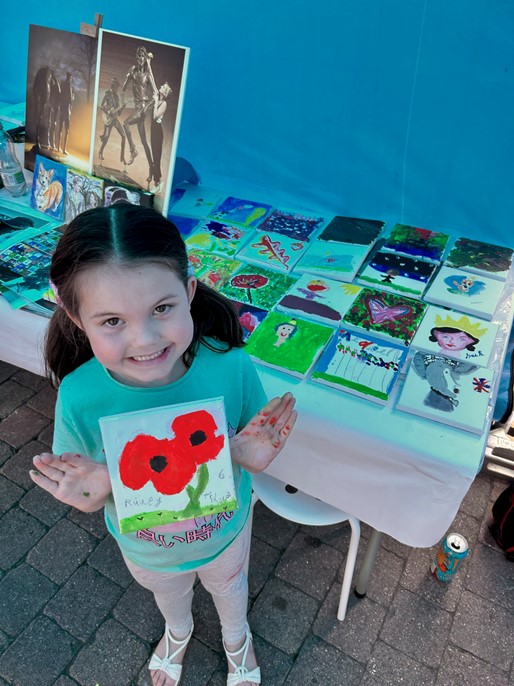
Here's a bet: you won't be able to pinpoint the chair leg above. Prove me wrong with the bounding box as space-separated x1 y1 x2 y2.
243 490 260 577
336 517 361 621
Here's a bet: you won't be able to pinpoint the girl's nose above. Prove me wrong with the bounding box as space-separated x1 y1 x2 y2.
130 321 160 347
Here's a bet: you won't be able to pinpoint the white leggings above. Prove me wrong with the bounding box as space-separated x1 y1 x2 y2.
123 520 250 645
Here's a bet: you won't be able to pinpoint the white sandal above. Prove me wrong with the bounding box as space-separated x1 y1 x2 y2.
223 625 261 685
148 623 194 685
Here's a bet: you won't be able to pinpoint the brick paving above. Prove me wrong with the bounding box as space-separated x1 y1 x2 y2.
0 358 513 686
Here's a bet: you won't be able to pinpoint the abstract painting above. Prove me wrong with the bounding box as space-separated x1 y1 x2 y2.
396 352 495 434
445 237 514 281
382 223 450 262
257 209 325 241
185 220 254 257
311 328 408 403
317 215 384 245
208 196 273 227
99 397 237 533
244 311 334 378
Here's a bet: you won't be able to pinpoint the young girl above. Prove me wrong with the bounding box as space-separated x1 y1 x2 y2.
30 204 297 686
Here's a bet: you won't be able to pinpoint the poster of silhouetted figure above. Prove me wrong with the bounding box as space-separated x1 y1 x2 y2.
25 25 97 173
92 30 189 215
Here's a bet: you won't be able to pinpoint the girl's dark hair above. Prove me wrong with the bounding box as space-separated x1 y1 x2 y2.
46 204 244 384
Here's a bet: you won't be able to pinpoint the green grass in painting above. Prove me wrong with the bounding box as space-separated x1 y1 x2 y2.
120 498 239 534
358 275 420 295
311 371 387 400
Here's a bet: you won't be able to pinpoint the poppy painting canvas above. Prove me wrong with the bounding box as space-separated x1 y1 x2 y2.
99 397 237 534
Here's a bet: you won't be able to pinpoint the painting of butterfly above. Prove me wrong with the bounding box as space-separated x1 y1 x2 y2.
342 287 427 345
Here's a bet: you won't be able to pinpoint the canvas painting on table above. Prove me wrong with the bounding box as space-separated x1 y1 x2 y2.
236 231 308 273
357 250 438 298
424 266 505 321
25 24 97 173
396 352 495 435
244 311 333 378
318 216 384 246
230 300 268 341
277 274 362 324
168 214 201 237
295 239 371 282
92 29 189 215
257 209 325 241
187 249 242 291
0 197 60 250
169 185 223 218
220 264 297 309
410 305 499 368
30 155 67 221
311 328 408 404
185 220 254 257
99 397 237 534
208 196 273 227
444 237 514 281
342 287 427 346
65 168 104 223
382 224 450 262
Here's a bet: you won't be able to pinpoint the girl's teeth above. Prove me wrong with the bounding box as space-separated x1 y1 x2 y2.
132 349 164 361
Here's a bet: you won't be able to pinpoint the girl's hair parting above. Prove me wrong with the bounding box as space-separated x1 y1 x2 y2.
46 203 244 385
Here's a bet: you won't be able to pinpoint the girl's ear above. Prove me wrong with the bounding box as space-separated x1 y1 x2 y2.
187 276 197 305
65 309 84 331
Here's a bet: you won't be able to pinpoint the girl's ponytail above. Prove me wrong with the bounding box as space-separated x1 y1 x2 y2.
45 308 93 386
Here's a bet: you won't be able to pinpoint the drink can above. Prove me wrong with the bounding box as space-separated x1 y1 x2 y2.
430 533 469 582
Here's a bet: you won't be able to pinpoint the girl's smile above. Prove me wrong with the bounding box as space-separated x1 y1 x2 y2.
72 263 196 387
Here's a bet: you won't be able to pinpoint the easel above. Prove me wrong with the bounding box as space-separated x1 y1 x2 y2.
80 13 104 38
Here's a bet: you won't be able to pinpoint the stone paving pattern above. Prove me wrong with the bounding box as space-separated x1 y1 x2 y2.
0 360 513 686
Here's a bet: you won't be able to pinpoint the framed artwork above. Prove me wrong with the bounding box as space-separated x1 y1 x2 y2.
357 250 438 298
208 196 273 227
92 29 189 215
99 397 237 534
220 264 297 309
257 209 325 241
236 231 308 273
396 352 495 435
104 184 154 208
444 237 514 281
65 168 104 223
342 287 427 346
244 311 334 378
295 239 371 282
185 220 254 257
277 274 361 325
410 305 499 368
382 224 450 262
424 266 506 321
30 155 67 221
311 328 408 404
25 24 98 173
318 216 384 245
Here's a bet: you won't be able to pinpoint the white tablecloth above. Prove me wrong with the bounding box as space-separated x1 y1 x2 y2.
2 283 513 547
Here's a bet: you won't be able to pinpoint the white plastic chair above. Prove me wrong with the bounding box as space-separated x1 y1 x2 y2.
250 471 361 621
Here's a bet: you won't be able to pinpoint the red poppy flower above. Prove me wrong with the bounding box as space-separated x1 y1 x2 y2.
118 410 225 495
119 434 197 495
171 410 225 465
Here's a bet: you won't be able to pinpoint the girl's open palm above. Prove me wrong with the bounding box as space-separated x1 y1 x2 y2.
231 392 298 473
30 452 112 512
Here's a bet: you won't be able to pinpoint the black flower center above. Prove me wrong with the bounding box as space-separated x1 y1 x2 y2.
190 430 207 446
149 455 168 473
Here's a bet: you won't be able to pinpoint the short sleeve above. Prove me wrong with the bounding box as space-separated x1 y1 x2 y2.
52 385 87 456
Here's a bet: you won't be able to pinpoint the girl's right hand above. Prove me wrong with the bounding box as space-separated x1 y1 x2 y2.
30 452 112 513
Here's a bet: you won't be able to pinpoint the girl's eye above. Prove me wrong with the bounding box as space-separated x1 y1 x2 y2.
104 317 121 327
155 304 172 314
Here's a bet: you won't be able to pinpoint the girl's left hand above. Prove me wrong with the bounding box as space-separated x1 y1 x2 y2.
230 392 297 473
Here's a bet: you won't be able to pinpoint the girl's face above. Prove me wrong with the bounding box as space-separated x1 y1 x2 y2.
71 263 196 387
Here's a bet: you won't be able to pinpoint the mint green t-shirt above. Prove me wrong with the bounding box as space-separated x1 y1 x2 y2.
52 340 267 572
